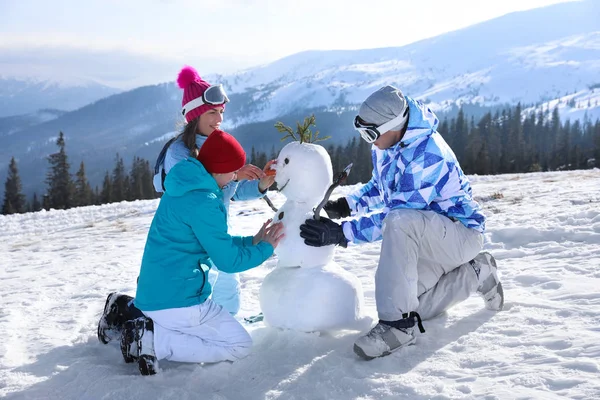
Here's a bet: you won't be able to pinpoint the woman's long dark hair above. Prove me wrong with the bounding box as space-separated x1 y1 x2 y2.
180 118 200 158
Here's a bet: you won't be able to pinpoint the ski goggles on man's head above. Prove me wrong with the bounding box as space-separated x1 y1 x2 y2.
182 84 230 117
353 108 409 144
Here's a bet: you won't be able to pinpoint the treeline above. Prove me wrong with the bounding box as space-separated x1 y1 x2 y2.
2 103 600 215
441 105 599 175
1 132 158 215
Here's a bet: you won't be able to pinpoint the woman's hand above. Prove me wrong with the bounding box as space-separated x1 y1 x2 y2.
259 159 277 192
236 164 265 181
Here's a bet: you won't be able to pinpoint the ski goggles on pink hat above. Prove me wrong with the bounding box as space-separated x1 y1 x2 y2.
182 84 230 118
353 108 409 144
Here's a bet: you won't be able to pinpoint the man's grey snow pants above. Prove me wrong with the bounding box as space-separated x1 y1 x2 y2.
376 209 484 321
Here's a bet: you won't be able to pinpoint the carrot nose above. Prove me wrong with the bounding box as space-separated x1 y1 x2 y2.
264 159 277 177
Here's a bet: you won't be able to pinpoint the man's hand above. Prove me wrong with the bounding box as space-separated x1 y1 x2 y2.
299 217 348 248
323 197 351 219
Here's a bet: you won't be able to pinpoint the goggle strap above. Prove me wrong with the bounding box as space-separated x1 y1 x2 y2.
182 96 209 117
375 109 408 135
181 86 228 117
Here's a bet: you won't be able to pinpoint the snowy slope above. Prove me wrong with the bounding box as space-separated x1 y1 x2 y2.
1 168 600 399
523 86 600 123
212 1 600 127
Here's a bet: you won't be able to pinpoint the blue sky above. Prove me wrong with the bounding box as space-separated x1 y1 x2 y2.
0 0 577 88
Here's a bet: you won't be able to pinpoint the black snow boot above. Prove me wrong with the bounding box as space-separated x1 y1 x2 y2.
97 292 143 344
136 317 158 376
120 319 138 364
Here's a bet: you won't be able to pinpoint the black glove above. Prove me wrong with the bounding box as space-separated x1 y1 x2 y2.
323 197 351 219
300 217 348 248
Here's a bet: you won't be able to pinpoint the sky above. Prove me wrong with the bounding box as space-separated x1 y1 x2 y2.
1 167 600 399
0 0 579 89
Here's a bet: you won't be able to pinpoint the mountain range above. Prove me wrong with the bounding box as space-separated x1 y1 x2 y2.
0 0 599 199
0 77 121 118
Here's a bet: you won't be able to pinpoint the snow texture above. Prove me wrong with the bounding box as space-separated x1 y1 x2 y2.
1 168 600 399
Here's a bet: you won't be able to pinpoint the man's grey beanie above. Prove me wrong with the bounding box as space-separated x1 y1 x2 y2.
358 85 409 132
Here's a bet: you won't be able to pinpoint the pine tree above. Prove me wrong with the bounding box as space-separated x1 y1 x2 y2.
507 103 525 172
74 161 93 207
594 120 600 163
93 186 101 205
100 172 112 204
2 157 27 214
45 132 74 209
129 157 143 201
141 159 156 199
111 154 127 202
31 192 42 212
453 108 468 162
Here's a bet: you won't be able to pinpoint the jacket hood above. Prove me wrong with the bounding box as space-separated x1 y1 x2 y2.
400 96 440 145
164 157 220 197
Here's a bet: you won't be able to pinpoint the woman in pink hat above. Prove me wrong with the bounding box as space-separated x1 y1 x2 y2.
97 66 275 345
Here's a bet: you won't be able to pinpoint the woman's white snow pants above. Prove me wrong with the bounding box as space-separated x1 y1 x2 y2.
143 299 252 364
376 209 484 321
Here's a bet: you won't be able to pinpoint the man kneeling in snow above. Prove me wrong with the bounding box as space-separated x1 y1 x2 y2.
300 85 504 360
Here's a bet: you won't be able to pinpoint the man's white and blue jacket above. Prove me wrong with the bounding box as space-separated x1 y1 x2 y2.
342 96 486 244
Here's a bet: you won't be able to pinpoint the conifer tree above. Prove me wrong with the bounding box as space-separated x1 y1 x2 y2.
129 156 155 200
31 192 42 212
93 186 101 205
111 154 127 202
453 108 468 162
2 157 27 214
129 157 143 201
100 172 112 204
45 132 74 209
74 161 93 207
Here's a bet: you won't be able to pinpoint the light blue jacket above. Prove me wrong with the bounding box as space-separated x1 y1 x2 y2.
164 135 265 208
343 97 486 244
134 158 274 311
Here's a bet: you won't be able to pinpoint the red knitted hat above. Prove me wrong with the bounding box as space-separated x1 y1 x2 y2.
177 65 226 123
197 130 246 174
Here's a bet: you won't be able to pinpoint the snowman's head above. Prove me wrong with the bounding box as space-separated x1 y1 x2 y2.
274 141 333 203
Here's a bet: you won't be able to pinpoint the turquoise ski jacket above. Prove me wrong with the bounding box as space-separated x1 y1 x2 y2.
135 157 273 311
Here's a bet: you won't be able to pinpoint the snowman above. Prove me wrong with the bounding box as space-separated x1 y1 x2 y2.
259 139 366 333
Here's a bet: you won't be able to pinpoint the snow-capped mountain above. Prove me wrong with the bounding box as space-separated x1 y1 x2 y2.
213 0 600 127
0 77 121 118
0 0 599 199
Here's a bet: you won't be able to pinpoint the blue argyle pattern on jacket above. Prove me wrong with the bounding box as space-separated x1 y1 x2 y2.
343 97 485 244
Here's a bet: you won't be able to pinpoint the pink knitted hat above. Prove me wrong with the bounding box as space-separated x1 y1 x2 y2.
177 66 226 123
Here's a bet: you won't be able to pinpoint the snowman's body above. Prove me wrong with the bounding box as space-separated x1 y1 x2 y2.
259 141 365 332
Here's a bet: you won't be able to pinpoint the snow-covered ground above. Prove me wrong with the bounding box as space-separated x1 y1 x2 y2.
1 169 600 399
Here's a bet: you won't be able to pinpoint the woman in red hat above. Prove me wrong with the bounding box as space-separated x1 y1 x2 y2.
122 129 284 375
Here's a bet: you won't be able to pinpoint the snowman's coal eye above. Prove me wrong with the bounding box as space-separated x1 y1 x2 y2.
278 211 284 220
284 158 289 165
